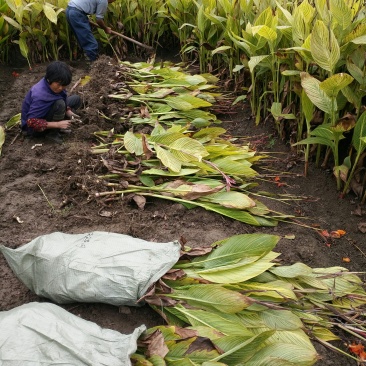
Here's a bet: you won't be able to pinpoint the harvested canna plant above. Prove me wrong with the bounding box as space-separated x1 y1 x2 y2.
131 233 366 365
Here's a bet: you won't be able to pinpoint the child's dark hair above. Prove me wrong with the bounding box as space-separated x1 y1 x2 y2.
45 61 72 86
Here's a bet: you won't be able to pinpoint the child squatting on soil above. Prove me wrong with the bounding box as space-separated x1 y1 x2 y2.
66 0 116 62
21 61 81 144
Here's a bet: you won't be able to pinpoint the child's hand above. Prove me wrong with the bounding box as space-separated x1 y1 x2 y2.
57 120 72 129
66 110 80 119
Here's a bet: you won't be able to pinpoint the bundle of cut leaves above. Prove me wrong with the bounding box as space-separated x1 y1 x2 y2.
107 60 229 128
131 233 366 365
92 123 286 226
91 62 292 226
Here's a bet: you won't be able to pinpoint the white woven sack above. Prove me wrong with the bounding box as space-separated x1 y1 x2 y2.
0 302 145 366
0 231 181 306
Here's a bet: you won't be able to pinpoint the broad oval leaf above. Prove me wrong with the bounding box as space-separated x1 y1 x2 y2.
260 310 303 331
310 20 340 73
168 285 252 313
300 72 336 114
330 0 353 30
212 45 232 55
2 15 21 30
245 343 318 365
174 307 253 336
319 73 354 98
43 4 58 24
212 331 275 364
248 55 270 73
197 253 279 284
142 168 200 176
206 233 280 268
200 191 256 209
270 262 313 278
170 137 209 162
124 131 143 155
252 25 277 42
155 145 182 172
165 95 212 111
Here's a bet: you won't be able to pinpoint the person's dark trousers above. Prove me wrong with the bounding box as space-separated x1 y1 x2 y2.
45 95 82 122
66 6 99 61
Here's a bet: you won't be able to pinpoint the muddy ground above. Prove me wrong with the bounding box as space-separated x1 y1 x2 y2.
0 55 365 365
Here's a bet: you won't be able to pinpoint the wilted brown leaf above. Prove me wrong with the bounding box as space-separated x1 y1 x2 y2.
142 134 154 160
140 330 169 358
175 327 198 339
180 246 213 259
132 194 146 209
162 269 186 280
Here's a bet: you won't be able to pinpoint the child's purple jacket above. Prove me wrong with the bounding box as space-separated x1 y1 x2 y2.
21 77 67 132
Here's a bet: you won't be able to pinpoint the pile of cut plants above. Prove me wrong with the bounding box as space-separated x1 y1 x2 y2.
74 60 366 364
77 58 294 227
131 233 366 365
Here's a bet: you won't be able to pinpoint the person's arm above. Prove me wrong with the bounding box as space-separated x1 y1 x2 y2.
27 118 71 131
95 18 111 34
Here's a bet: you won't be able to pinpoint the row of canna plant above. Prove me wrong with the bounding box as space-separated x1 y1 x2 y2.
132 233 366 365
2 0 366 195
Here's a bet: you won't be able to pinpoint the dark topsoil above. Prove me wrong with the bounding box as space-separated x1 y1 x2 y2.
0 55 365 366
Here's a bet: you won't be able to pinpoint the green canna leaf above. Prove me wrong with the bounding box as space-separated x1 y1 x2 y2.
167 284 252 313
270 262 313 278
172 306 253 336
165 95 212 110
199 191 256 209
300 72 336 114
212 331 275 364
329 0 353 30
319 73 354 98
43 4 58 24
155 145 182 172
124 131 143 155
169 137 209 162
206 234 280 267
310 20 340 73
260 310 303 331
245 343 318 365
197 253 279 283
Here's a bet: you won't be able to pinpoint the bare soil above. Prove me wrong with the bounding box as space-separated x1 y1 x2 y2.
0 56 365 365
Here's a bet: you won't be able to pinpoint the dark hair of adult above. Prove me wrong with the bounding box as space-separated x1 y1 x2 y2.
45 61 72 86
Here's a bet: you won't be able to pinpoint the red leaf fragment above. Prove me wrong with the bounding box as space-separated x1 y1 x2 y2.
348 342 366 361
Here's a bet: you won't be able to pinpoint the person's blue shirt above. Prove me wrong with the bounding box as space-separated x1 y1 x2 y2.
67 0 108 20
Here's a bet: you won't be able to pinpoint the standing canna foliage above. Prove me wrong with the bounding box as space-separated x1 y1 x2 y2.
0 0 16 63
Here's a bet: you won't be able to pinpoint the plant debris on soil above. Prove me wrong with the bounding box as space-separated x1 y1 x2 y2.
0 56 365 365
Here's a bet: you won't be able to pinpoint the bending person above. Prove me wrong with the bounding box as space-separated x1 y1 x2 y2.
66 0 116 62
21 61 81 144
